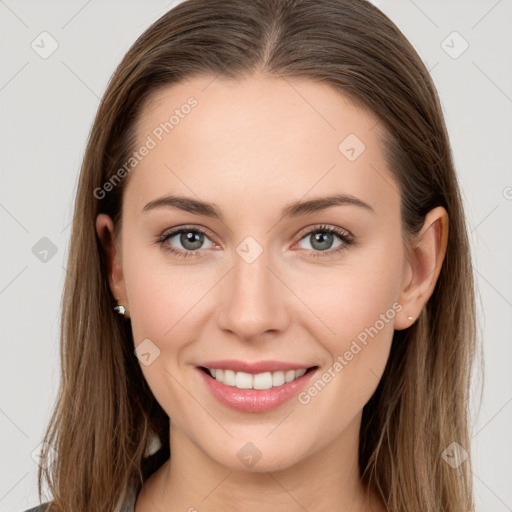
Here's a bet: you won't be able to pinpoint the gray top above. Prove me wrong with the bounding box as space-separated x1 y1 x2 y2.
22 483 139 512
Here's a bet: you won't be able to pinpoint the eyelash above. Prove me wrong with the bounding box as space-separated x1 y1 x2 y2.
156 224 355 260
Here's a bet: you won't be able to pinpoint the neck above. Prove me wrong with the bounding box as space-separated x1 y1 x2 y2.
136 412 384 512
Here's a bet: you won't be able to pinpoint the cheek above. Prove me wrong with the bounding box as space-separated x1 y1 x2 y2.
121 242 206 418
122 222 403 417
289 239 403 409
293 241 403 351
122 232 208 343
121 238 220 415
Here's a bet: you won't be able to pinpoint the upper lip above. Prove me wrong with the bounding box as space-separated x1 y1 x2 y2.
198 360 316 374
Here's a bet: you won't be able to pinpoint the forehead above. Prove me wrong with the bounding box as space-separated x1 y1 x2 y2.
126 75 399 220
138 75 380 155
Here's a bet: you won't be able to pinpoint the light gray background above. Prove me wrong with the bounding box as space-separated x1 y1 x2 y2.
1 0 511 510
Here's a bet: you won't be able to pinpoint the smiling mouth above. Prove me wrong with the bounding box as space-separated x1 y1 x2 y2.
199 366 318 390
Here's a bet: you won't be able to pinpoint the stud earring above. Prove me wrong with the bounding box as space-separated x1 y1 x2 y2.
407 316 414 321
114 297 128 317
114 304 127 315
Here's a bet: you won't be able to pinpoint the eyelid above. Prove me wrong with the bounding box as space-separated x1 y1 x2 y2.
159 223 353 243
295 223 353 240
159 224 216 241
292 223 355 259
157 224 217 250
157 223 355 259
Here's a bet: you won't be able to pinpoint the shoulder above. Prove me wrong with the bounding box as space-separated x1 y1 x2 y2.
22 503 52 512
21 486 138 512
21 489 137 512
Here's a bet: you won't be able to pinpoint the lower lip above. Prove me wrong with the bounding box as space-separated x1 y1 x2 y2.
197 367 317 413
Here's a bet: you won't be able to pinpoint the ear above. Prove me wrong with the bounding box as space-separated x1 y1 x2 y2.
394 206 449 330
96 213 129 317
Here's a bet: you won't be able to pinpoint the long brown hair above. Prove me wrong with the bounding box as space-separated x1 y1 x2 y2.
38 0 480 510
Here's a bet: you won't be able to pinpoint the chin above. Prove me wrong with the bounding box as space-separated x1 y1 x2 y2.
202 436 311 474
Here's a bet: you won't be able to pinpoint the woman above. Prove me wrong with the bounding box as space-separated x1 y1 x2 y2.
25 0 477 510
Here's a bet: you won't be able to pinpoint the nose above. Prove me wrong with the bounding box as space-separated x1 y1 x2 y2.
215 248 291 342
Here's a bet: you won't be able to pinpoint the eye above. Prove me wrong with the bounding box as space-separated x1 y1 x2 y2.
295 224 355 258
156 224 355 260
156 226 216 259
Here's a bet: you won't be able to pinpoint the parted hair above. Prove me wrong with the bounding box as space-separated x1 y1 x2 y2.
37 1 479 510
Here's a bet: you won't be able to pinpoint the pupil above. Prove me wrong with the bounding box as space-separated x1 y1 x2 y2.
312 232 332 251
182 231 203 250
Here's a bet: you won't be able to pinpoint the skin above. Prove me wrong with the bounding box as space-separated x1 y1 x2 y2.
96 75 448 512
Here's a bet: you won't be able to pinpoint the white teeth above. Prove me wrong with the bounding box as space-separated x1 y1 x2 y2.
207 367 309 390
224 369 236 386
272 371 285 387
253 372 272 390
284 370 295 383
235 371 253 389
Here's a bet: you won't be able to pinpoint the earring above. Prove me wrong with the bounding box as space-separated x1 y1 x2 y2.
114 304 127 316
407 316 414 321
144 430 163 457
114 297 128 316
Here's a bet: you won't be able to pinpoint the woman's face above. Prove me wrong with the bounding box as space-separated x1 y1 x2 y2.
104 76 415 471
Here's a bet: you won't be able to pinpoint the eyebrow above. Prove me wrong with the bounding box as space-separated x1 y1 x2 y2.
142 193 375 221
